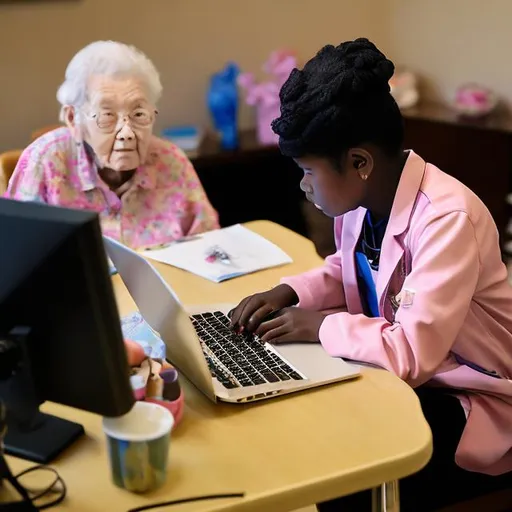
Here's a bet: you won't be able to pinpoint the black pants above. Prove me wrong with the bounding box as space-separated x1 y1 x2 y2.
318 387 512 512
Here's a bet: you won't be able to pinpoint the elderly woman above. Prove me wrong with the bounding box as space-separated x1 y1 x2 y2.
6 41 219 249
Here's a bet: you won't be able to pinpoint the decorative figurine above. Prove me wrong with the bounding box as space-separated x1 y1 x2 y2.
238 49 297 145
389 69 419 110
207 62 240 150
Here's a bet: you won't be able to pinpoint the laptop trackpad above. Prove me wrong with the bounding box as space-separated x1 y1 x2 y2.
274 343 359 381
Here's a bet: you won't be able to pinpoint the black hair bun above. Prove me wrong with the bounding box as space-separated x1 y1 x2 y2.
272 37 402 159
339 38 395 95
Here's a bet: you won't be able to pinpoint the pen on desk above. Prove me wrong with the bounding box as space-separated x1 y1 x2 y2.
160 369 181 401
160 368 178 383
205 245 233 266
146 375 164 399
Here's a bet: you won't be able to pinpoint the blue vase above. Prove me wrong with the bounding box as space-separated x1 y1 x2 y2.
207 62 240 150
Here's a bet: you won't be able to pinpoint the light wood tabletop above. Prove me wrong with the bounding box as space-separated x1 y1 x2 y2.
4 221 432 512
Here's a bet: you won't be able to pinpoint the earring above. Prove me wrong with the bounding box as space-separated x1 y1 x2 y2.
359 172 369 181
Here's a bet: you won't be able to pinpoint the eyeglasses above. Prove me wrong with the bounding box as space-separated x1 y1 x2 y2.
84 107 158 132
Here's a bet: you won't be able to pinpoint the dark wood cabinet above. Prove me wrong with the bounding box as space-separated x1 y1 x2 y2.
191 131 307 237
402 103 512 242
191 103 512 257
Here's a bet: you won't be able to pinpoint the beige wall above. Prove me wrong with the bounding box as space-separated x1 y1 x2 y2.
388 0 512 109
0 0 390 151
3 0 512 153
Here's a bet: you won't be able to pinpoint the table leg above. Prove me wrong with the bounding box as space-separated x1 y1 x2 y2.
371 481 400 512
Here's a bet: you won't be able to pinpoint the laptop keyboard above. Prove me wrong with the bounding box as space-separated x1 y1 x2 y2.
190 311 304 389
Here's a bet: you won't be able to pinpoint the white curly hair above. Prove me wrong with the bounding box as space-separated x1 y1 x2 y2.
57 40 162 122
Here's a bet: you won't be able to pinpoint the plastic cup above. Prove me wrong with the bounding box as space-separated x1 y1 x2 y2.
102 401 174 493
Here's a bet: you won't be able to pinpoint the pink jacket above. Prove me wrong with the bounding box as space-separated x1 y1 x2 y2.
282 151 512 475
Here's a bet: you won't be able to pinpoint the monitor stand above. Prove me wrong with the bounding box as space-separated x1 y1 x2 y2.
5 412 84 464
0 327 85 463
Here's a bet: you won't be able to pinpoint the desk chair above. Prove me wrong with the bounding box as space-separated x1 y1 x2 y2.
31 124 63 142
0 149 22 194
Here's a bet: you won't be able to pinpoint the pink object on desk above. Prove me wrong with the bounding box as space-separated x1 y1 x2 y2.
238 50 297 145
130 357 185 427
130 374 146 401
146 392 185 426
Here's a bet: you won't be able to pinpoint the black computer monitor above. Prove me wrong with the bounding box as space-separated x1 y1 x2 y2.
0 198 134 463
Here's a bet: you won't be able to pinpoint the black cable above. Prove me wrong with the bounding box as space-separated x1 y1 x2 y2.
14 464 67 509
0 454 31 502
2 445 241 512
127 492 245 512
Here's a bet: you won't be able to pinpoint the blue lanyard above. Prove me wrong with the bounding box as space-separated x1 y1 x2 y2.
453 354 501 379
355 251 380 317
361 211 388 271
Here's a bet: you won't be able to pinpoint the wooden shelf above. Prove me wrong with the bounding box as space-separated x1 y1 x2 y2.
194 130 278 166
189 106 511 255
402 102 512 134
402 102 511 243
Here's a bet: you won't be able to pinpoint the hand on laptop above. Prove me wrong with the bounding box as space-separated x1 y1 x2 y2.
229 284 299 333
255 307 325 344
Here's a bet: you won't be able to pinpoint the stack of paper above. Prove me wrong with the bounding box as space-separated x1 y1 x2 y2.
141 224 293 283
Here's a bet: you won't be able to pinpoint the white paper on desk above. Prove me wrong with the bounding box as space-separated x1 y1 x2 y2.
141 224 293 282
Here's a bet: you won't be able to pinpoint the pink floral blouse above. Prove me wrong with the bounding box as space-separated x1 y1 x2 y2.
5 127 219 249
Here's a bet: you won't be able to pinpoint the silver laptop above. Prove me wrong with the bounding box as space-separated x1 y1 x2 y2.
104 237 360 403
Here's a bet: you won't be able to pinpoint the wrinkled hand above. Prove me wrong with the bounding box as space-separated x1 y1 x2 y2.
230 284 299 333
255 307 326 344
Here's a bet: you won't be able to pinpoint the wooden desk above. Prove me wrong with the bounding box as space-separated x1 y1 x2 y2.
5 221 432 512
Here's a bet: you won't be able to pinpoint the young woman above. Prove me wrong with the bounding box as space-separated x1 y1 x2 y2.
229 39 512 511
